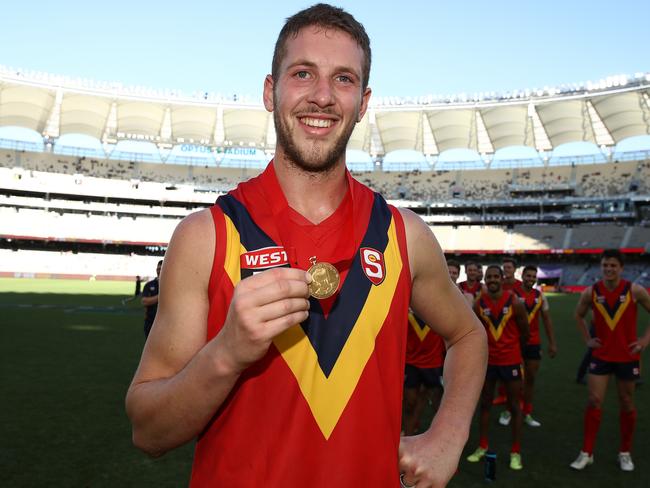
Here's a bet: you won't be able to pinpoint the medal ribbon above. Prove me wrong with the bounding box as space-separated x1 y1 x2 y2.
257 161 364 279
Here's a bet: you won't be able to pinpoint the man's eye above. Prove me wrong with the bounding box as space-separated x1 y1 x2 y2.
337 75 352 83
295 71 310 79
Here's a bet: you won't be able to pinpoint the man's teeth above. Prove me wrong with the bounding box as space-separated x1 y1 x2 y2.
301 117 333 128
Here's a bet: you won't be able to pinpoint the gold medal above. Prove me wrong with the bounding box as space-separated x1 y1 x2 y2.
307 256 340 299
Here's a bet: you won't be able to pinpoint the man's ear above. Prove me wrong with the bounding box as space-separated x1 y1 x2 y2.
263 75 274 112
357 86 372 122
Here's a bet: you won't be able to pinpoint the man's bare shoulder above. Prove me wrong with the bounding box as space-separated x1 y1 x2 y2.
174 208 214 238
164 208 216 281
576 286 593 308
397 207 430 240
631 282 650 301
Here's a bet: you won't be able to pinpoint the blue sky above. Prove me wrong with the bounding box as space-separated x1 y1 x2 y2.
2 0 648 100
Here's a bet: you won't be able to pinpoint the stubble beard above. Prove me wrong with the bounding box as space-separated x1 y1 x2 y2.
274 102 357 175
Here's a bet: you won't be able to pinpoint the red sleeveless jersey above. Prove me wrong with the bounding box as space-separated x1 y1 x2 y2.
502 279 523 294
459 280 481 298
190 163 412 487
591 279 639 362
405 313 445 368
475 290 522 365
516 287 544 345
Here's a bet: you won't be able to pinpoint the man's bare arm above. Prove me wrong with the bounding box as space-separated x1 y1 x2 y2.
398 209 487 488
126 210 232 457
539 301 557 358
141 295 158 306
125 210 311 457
575 287 600 348
630 284 650 354
513 297 530 346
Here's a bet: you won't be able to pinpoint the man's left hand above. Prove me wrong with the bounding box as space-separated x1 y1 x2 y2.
398 430 460 488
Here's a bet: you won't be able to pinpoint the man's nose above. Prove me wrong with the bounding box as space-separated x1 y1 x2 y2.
308 76 335 108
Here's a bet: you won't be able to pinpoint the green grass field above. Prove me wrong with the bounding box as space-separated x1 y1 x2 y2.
1 279 648 487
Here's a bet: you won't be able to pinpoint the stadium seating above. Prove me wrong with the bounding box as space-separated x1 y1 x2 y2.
2 146 649 284
626 225 650 249
575 161 638 197
0 249 160 280
0 207 179 243
511 224 567 249
569 223 628 249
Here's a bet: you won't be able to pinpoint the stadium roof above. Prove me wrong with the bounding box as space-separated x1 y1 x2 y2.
1 66 649 159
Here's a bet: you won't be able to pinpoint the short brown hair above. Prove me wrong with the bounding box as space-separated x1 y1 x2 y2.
486 264 504 278
447 259 461 272
601 249 624 266
272 3 372 91
522 265 537 275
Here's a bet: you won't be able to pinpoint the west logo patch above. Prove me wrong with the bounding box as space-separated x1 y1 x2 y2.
240 246 288 270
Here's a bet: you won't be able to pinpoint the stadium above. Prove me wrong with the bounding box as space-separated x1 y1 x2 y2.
2 62 650 486
2 66 649 285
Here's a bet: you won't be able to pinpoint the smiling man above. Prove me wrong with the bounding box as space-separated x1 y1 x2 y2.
570 249 650 472
467 264 529 471
125 4 486 487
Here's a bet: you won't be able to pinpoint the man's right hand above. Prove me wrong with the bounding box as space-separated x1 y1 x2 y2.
586 337 602 349
217 267 311 373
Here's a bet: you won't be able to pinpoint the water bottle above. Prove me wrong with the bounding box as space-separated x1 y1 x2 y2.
484 451 497 482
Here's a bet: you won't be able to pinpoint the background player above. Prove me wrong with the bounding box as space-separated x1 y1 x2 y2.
141 260 162 338
476 265 484 285
495 257 524 408
458 261 483 299
570 249 650 472
502 257 523 293
499 265 557 427
402 259 473 435
403 311 445 435
467 264 529 470
448 259 475 305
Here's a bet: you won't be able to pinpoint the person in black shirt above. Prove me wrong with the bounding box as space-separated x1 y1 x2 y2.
135 275 142 297
142 260 162 337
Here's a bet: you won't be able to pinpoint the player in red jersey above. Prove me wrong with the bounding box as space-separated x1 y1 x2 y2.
476 264 484 285
519 266 557 426
125 5 487 488
467 265 529 471
570 249 650 472
403 312 445 435
458 261 484 299
447 259 475 305
403 259 475 435
494 258 524 411
502 257 523 294
499 265 557 428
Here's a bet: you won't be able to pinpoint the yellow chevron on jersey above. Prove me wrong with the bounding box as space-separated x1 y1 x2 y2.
223 214 245 285
526 295 543 323
593 287 632 331
273 218 402 439
479 305 513 342
408 313 430 341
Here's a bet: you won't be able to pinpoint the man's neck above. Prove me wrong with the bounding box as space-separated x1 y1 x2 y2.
603 277 621 291
488 289 503 301
273 154 348 225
